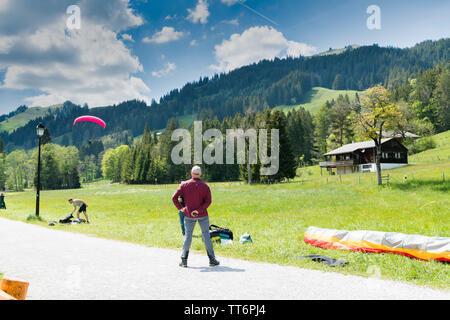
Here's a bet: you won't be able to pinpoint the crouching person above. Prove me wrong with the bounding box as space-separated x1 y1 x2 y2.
68 198 90 223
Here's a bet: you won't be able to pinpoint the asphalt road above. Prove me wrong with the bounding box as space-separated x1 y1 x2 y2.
0 218 448 300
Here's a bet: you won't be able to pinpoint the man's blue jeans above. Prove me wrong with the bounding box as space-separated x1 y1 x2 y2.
182 216 215 259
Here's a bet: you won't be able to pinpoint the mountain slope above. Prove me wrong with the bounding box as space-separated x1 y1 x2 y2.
0 39 448 151
0 104 62 133
275 87 359 114
409 131 450 163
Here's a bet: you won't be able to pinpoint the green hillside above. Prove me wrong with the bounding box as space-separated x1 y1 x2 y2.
177 113 198 128
275 87 360 114
0 104 62 133
410 131 450 164
1 40 448 150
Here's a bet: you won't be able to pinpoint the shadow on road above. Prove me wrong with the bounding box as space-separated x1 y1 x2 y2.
188 266 246 273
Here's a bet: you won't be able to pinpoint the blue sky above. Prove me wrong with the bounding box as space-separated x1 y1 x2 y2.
0 0 449 114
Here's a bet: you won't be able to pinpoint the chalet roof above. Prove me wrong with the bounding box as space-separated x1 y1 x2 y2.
382 131 420 139
324 138 394 156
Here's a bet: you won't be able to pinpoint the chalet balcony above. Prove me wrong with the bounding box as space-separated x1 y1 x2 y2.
319 160 355 168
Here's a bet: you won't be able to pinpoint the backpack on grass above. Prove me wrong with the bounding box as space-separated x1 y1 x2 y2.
209 224 233 243
59 213 74 224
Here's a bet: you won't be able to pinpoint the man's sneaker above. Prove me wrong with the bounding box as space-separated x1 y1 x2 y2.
179 251 188 268
209 257 220 267
179 258 187 268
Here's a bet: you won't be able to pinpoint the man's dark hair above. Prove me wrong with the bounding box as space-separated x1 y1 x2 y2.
68 198 73 201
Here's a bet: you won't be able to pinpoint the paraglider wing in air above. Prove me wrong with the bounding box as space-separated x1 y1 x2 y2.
73 116 106 129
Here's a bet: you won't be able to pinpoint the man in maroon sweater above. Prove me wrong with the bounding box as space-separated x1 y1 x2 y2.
172 166 220 267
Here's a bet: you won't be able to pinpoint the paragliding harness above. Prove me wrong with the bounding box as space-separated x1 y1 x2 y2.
58 213 86 224
209 224 233 243
59 213 74 224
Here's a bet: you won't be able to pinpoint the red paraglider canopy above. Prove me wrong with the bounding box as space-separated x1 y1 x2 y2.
73 116 106 129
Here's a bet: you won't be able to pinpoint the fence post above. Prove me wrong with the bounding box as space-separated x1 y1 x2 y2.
443 172 446 182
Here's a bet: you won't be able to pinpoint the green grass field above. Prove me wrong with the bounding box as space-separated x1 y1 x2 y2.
0 104 62 133
275 87 360 114
1 149 449 288
409 131 450 164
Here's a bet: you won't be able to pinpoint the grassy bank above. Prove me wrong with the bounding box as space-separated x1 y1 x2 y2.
275 87 359 114
409 130 450 164
1 159 448 289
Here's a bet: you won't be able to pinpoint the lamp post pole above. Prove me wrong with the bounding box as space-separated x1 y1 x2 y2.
35 123 45 217
246 136 251 185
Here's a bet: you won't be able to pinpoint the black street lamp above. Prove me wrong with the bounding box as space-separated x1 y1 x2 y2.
35 123 45 217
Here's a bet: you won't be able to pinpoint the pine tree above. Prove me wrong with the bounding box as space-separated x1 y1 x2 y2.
0 153 6 191
328 97 354 147
41 128 52 145
121 147 136 183
37 144 61 190
142 123 152 145
314 103 332 158
266 110 297 182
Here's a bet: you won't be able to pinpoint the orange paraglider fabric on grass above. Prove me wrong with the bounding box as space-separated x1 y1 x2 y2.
304 226 450 262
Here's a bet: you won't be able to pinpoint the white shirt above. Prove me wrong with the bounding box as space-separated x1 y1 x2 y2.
72 199 84 207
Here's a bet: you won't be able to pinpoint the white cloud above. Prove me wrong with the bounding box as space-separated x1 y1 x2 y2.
152 62 176 78
187 0 210 24
223 18 239 26
0 0 143 36
121 33 134 42
210 26 317 72
165 14 177 20
0 0 9 11
286 41 316 57
221 0 241 6
143 27 186 44
0 35 18 54
190 39 198 46
0 0 149 107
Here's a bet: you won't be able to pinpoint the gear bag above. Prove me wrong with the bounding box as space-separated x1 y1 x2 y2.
209 224 233 243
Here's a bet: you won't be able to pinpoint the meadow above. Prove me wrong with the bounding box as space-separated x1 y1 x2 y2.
275 87 359 114
1 152 449 289
0 104 62 133
408 130 450 164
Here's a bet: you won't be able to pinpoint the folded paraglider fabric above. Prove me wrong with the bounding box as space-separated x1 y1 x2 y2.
304 226 450 262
